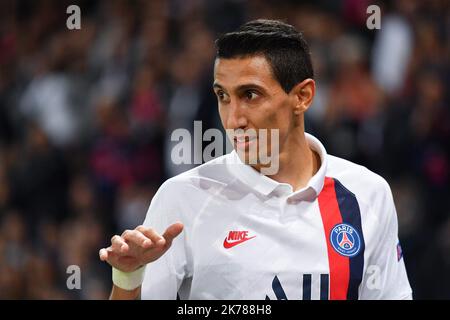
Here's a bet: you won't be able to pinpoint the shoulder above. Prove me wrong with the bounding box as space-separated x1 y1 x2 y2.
325 154 393 211
155 152 236 201
145 153 236 226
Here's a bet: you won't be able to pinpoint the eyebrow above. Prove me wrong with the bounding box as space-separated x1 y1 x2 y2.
213 83 223 90
213 82 267 93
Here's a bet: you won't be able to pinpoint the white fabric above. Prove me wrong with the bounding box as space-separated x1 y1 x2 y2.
141 133 412 300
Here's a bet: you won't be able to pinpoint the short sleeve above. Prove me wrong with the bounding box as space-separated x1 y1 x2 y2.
140 181 189 300
359 180 413 300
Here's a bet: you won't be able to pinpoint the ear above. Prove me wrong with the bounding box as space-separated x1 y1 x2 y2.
291 79 315 115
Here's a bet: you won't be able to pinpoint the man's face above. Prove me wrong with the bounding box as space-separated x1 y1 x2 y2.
213 55 297 167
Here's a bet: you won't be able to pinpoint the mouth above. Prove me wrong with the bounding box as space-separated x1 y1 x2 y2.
234 135 257 149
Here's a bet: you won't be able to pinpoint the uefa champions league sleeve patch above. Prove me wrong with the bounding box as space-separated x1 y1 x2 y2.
397 241 403 261
330 223 362 257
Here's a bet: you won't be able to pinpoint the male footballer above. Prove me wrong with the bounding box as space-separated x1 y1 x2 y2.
99 19 412 300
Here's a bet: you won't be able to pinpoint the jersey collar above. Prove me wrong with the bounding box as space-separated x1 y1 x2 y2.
228 132 328 200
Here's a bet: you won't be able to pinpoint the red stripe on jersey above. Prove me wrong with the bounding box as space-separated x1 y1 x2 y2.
318 177 349 300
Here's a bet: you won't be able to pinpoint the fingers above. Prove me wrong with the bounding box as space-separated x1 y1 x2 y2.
98 245 119 261
99 248 108 261
136 225 166 247
99 222 185 264
122 229 152 249
111 235 129 253
162 222 184 244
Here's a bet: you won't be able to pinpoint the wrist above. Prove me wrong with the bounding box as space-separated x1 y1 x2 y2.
112 265 146 291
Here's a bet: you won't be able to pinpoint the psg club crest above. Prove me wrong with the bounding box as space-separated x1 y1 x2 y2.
330 223 361 257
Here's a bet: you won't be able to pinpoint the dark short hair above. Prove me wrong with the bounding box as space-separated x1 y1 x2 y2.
215 19 314 93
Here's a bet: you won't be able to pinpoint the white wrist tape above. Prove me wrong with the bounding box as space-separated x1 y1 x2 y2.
112 265 146 291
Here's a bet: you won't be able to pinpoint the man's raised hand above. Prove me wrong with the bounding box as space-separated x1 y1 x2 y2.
99 222 184 272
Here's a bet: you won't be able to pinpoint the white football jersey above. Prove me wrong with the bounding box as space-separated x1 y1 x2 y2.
141 133 413 300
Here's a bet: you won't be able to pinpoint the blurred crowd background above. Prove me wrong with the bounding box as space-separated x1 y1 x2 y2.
0 0 448 299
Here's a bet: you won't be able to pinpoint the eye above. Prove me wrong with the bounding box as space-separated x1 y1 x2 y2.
215 90 227 101
244 90 259 101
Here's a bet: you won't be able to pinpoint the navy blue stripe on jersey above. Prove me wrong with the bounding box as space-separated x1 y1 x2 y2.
272 276 288 300
333 178 366 300
320 274 329 300
302 274 312 300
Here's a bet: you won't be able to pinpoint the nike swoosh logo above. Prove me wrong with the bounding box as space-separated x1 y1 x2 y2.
223 236 256 249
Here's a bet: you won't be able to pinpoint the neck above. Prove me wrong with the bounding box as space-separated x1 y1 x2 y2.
266 130 320 191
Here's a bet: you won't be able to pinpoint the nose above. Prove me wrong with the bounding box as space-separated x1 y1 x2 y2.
226 101 248 130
